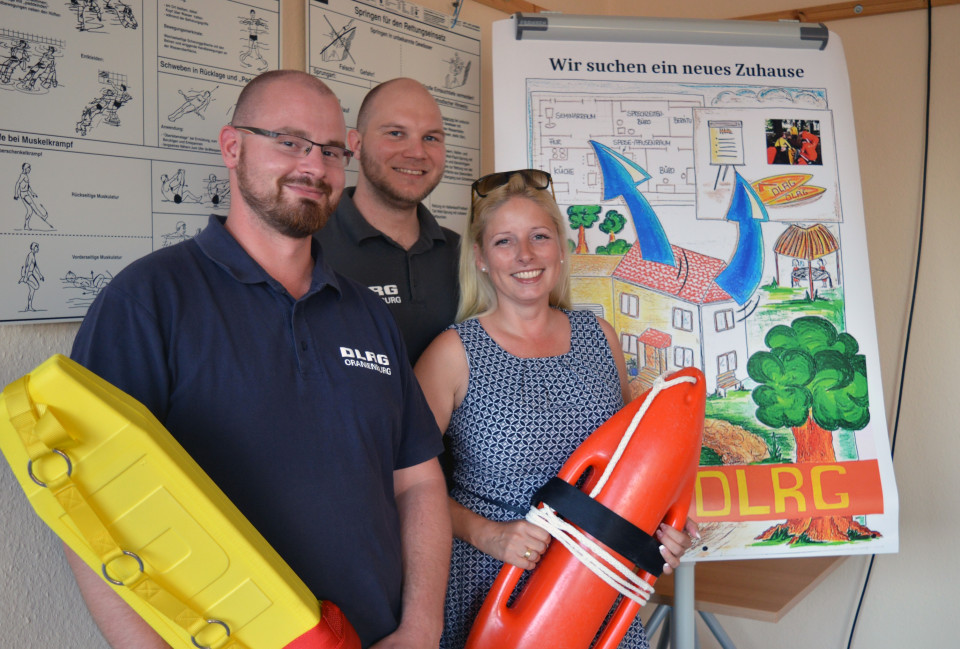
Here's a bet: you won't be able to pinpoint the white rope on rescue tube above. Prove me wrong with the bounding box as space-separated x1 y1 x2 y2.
525 373 699 606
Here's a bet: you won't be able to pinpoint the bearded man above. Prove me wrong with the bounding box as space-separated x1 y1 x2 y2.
68 70 450 649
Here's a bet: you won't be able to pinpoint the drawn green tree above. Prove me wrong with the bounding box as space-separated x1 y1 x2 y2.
599 210 627 244
597 240 632 255
567 204 601 254
596 210 630 255
747 316 880 544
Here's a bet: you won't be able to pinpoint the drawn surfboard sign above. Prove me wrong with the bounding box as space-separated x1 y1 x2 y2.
751 174 826 206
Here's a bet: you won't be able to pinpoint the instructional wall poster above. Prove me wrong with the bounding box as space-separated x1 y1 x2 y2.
307 0 481 235
1 0 280 324
493 17 898 560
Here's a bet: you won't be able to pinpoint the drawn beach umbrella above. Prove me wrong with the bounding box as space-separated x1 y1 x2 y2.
773 223 840 299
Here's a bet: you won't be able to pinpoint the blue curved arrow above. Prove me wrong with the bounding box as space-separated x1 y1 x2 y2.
714 171 769 305
590 140 675 266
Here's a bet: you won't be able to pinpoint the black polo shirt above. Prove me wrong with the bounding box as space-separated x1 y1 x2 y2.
317 187 460 363
72 216 443 646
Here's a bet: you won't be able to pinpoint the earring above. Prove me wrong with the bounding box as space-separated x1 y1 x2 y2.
481 266 488 273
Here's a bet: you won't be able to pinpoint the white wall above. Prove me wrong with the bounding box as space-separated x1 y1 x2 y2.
1 1 957 646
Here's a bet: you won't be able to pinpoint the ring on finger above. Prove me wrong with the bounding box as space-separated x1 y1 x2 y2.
523 549 533 560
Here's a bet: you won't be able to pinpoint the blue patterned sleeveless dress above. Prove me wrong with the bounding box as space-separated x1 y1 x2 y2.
440 309 649 649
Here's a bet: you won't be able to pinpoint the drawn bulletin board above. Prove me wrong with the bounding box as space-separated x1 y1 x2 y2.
0 0 280 325
492 15 898 561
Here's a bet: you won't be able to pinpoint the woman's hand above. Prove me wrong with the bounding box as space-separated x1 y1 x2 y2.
656 517 700 574
476 519 552 570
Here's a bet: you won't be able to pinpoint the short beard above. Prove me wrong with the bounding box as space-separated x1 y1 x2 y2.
237 154 335 238
358 150 440 211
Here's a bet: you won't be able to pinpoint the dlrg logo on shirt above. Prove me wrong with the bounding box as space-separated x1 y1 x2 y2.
368 284 401 304
340 347 392 375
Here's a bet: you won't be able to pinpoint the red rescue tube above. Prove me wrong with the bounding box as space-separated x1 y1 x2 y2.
282 601 361 649
466 367 706 649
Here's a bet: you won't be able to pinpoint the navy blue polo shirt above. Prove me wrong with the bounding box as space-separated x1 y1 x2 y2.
72 215 443 647
316 187 460 363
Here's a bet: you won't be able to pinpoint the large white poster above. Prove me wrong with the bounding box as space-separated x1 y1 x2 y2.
493 16 898 561
1 0 280 324
307 0 481 234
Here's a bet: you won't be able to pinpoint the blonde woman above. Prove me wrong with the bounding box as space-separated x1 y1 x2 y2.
415 170 697 648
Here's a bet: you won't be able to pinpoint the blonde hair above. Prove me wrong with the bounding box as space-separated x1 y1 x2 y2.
456 173 571 322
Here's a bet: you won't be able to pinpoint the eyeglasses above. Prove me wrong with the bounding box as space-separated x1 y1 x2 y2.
471 169 553 198
232 126 353 167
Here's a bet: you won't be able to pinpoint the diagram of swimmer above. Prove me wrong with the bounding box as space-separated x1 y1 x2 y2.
106 0 138 29
76 73 133 136
62 269 112 308
18 46 59 92
14 163 53 231
71 0 139 32
18 242 44 312
158 169 230 207
443 52 471 89
239 10 270 71
167 86 217 122
159 169 203 204
0 38 29 84
319 16 356 63
205 173 230 206
0 30 63 93
160 220 203 247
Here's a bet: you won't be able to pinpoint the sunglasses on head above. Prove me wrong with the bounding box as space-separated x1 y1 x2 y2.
471 169 553 198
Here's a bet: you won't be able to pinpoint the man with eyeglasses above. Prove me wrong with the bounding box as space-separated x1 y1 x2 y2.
68 70 451 649
317 78 459 364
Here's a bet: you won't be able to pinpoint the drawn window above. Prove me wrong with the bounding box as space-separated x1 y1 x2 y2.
674 346 694 368
620 292 640 318
718 351 737 374
672 307 693 331
621 333 638 356
715 309 735 332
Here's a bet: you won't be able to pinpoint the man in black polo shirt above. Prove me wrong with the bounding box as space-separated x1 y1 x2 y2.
317 78 460 363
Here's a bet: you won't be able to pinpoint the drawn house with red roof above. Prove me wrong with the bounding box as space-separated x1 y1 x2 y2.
594 242 748 397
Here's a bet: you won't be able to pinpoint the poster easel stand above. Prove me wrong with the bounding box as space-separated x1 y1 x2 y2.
647 565 737 649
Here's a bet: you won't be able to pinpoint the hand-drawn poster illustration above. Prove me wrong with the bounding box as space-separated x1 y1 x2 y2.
167 87 216 122
492 18 897 561
62 267 112 309
0 1 280 325
0 30 64 96
18 241 45 312
319 15 356 63
308 0 481 235
160 220 194 246
75 71 133 136
19 43 61 91
0 37 32 85
72 0 140 33
13 162 53 230
239 9 270 71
